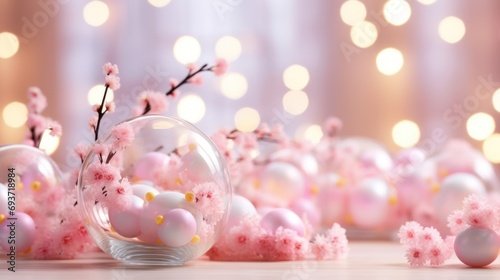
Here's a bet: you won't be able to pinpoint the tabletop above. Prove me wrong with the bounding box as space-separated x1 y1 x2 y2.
1 241 499 280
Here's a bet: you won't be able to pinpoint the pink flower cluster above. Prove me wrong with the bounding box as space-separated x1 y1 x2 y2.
24 87 62 148
398 221 454 266
447 194 500 235
207 215 348 261
191 182 226 224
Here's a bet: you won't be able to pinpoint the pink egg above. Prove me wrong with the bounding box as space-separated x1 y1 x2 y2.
133 152 170 182
157 208 197 247
289 198 321 228
0 212 36 252
260 208 305 236
433 173 486 233
131 183 159 202
226 195 257 230
316 173 347 227
138 191 185 243
260 162 305 204
454 227 500 267
108 195 143 238
349 178 390 229
179 149 213 183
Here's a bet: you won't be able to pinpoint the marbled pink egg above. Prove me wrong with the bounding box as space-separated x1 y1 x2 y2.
108 195 143 238
260 208 305 236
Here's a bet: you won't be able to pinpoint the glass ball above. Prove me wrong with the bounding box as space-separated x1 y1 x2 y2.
0 144 64 254
77 115 232 266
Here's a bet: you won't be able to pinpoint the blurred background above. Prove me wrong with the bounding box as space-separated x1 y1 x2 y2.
0 0 499 172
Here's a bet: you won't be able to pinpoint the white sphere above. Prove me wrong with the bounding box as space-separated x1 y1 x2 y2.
226 195 256 230
349 178 390 229
260 162 305 203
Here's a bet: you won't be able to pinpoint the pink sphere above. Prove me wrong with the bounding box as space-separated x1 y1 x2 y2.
289 198 321 228
260 208 305 236
454 227 500 267
157 208 197 247
0 212 36 252
349 178 390 229
260 162 305 204
108 195 144 238
0 183 7 214
226 195 256 230
316 173 347 227
133 152 170 182
138 191 185 243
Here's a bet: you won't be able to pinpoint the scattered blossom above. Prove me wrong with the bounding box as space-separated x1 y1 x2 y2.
105 74 121 91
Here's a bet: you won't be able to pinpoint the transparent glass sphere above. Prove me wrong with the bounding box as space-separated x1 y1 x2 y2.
0 144 64 253
77 115 232 265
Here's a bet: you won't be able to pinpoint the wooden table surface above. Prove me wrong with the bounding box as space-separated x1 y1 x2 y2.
1 241 499 280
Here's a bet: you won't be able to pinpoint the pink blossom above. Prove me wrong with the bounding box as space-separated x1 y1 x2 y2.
256 123 271 138
311 235 330 260
139 90 169 114
88 116 98 130
427 242 447 266
102 62 119 76
105 75 121 91
447 210 468 235
92 104 101 112
105 101 115 113
463 194 485 212
27 87 47 113
169 78 180 97
417 227 442 249
84 162 120 186
74 143 91 161
110 122 134 150
189 75 203 86
186 63 197 73
192 182 225 224
235 132 258 151
131 106 142 117
213 58 228 76
93 143 110 157
270 123 286 140
47 120 62 137
210 130 229 152
27 113 46 129
323 117 342 137
103 178 133 210
398 221 423 246
405 247 427 266
463 209 492 228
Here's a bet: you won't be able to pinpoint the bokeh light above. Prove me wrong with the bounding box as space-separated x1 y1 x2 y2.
283 64 310 91
340 0 367 26
392 120 421 148
148 0 172 8
215 36 242 62
417 0 437 4
438 16 466 44
173 36 201 64
177 94 206 124
39 129 60 156
350 21 378 48
2 102 28 128
383 0 412 26
492 88 500 112
87 85 114 106
0 32 19 59
483 134 500 163
466 112 495 141
282 90 309 116
376 48 404 75
304 125 323 144
83 1 110 27
234 107 260 132
219 72 248 100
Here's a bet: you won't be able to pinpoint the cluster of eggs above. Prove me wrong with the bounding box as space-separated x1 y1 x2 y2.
107 181 201 247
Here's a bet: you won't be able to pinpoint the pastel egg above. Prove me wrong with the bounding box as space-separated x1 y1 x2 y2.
289 198 321 228
349 178 390 229
138 191 185 243
260 208 305 236
433 173 486 232
131 183 159 203
454 227 500 267
0 212 36 252
133 152 170 182
179 149 214 183
260 162 305 203
108 195 143 238
157 208 197 247
226 195 256 230
316 173 347 227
